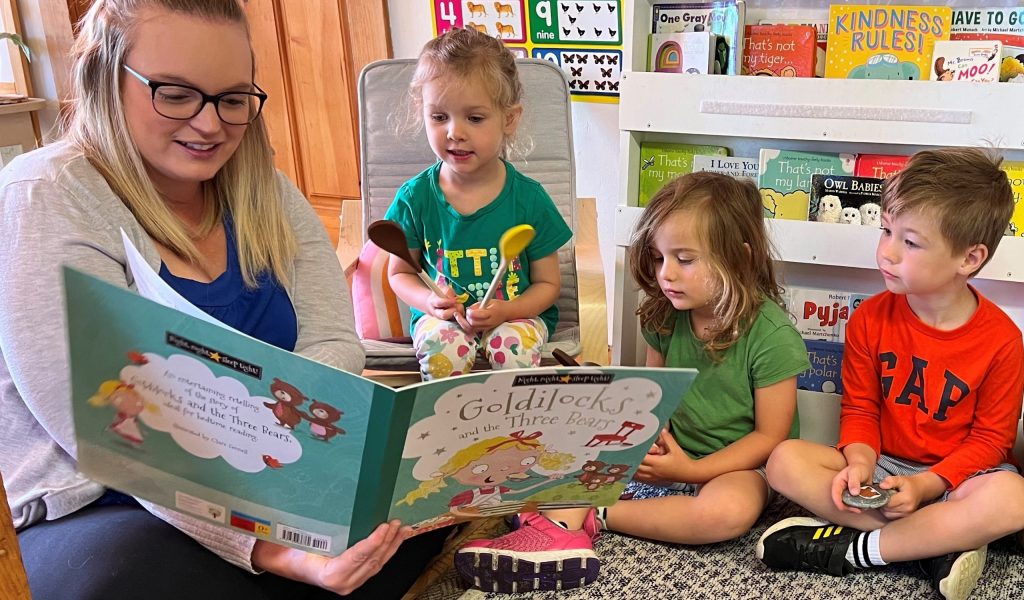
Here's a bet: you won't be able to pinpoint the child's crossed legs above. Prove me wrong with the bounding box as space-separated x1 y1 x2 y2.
413 316 547 380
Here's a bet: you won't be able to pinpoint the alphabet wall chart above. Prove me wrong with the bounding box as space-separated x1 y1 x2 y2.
431 0 623 102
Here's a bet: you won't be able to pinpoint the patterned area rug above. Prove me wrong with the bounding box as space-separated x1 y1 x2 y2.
417 495 1024 599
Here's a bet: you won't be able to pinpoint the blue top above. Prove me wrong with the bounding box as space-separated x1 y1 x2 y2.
159 218 297 351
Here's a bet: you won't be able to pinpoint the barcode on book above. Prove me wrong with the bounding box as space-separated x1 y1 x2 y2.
277 524 331 553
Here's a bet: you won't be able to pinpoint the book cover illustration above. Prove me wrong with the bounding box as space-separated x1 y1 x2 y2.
66 268 696 555
854 153 908 179
1005 160 1024 237
742 24 817 77
639 142 730 207
648 31 716 74
809 173 883 226
824 5 952 80
651 1 746 75
759 10 829 77
759 149 857 220
1000 45 1024 82
950 8 1024 47
692 154 758 183
784 287 857 342
930 40 1001 82
798 340 845 395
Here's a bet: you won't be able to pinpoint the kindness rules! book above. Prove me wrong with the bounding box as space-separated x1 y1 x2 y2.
824 5 952 80
64 268 696 556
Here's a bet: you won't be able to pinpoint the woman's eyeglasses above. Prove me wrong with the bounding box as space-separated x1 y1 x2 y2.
123 64 267 126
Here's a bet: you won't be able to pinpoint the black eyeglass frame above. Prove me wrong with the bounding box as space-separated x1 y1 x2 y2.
122 64 268 125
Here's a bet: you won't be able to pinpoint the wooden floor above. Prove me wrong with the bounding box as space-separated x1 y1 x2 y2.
333 197 610 376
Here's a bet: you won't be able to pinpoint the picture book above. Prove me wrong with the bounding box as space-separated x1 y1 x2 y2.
1005 160 1024 237
823 5 952 80
950 8 1024 47
64 267 697 556
759 149 857 220
798 340 844 395
1000 45 1024 82
930 40 1002 82
854 153 908 179
809 173 883 226
639 141 730 207
692 154 758 183
784 286 859 342
649 31 716 74
742 24 817 77
651 1 746 75
758 9 829 77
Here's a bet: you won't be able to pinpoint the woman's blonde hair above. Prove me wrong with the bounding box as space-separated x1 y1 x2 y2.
61 0 295 287
628 172 784 361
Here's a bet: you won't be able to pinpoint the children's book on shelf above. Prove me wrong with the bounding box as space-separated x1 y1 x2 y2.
757 9 829 77
639 141 730 207
742 24 817 77
798 340 844 395
950 7 1024 46
809 173 883 226
823 5 952 80
930 40 1002 82
651 1 746 76
1005 160 1024 237
692 154 758 182
648 31 716 74
759 149 857 220
854 153 908 179
65 264 698 556
784 286 863 342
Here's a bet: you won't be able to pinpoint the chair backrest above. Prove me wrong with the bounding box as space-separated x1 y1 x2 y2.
357 58 579 339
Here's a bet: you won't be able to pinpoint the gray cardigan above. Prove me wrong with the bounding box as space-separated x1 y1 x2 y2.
0 142 364 571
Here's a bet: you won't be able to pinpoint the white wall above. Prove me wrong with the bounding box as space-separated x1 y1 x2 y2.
388 2 620 344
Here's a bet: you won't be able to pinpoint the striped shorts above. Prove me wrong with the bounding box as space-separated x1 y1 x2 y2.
873 454 1019 501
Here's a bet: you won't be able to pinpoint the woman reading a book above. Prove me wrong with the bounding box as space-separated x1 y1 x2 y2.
0 1 447 598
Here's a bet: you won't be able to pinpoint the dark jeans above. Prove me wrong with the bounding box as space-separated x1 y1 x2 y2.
18 499 450 600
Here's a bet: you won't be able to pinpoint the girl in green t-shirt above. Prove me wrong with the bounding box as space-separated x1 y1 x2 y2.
385 27 571 381
455 172 809 593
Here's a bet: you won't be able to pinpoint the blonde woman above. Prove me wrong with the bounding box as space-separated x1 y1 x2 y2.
0 1 447 598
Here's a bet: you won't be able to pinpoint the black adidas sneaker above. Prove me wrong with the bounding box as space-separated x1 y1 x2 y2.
756 517 859 576
918 546 987 600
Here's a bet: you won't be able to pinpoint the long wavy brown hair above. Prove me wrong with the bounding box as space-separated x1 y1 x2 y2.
628 172 784 361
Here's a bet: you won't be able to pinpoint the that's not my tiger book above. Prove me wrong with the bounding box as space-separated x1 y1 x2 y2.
64 267 696 557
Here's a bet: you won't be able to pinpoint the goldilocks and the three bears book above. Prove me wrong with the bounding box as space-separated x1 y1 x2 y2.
64 268 696 557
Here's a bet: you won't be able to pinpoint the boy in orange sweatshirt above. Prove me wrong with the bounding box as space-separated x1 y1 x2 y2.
757 148 1024 600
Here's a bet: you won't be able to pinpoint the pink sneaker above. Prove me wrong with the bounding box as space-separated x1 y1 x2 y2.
455 511 600 593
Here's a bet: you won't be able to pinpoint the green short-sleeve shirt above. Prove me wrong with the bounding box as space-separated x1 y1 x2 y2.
643 300 810 457
385 161 572 336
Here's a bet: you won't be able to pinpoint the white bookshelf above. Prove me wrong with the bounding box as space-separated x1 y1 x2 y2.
612 2 1024 444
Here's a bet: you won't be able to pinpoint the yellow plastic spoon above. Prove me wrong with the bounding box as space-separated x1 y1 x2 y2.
479 224 536 309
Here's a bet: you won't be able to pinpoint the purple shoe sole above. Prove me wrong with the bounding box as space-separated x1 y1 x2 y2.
454 551 600 593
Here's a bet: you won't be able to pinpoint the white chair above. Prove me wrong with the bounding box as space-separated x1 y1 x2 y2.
350 58 580 372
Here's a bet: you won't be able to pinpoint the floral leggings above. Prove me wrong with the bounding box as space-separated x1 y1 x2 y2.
412 316 548 380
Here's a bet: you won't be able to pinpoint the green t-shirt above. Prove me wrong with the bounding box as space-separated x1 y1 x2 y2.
385 161 572 336
643 300 810 458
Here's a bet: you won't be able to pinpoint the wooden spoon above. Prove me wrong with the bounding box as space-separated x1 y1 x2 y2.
367 220 446 297
479 224 535 309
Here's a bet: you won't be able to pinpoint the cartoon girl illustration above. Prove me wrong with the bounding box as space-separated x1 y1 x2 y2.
397 431 573 510
264 378 307 430
299 400 345 441
88 380 156 446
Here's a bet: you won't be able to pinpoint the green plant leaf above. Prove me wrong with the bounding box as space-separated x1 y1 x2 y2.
0 32 31 62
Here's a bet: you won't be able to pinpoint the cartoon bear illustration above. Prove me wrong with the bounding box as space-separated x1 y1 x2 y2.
603 464 631 484
576 459 608 491
300 400 345 441
264 378 307 430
